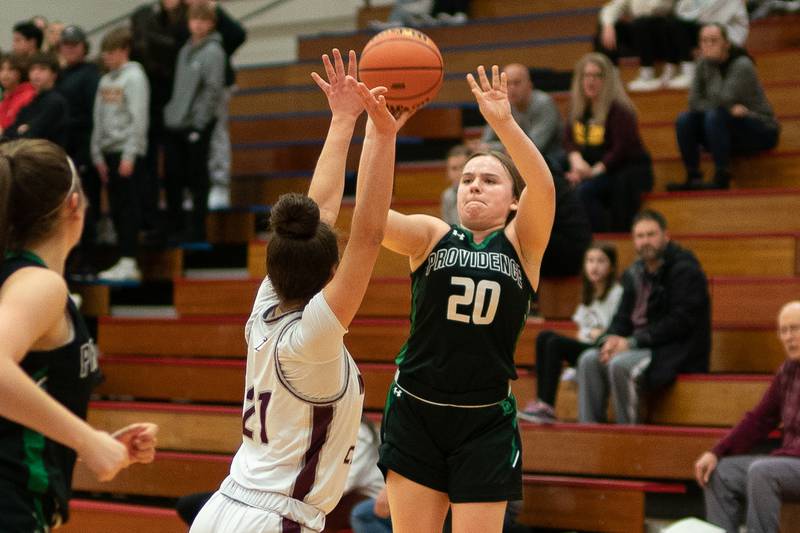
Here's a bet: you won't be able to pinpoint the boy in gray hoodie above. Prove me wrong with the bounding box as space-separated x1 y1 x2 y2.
91 26 150 282
163 2 225 243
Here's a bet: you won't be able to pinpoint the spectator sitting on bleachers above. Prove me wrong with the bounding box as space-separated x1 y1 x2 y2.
44 21 65 55
163 1 225 243
369 0 469 29
11 21 43 57
91 27 150 283
480 63 564 162
694 301 800 533
750 0 800 19
577 209 710 424
440 144 471 226
0 54 35 136
564 53 653 233
595 0 679 92
519 243 623 424
667 23 779 191
4 52 68 147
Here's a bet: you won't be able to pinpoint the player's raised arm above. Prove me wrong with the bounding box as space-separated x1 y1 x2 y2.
323 79 409 328
467 65 555 288
308 49 375 227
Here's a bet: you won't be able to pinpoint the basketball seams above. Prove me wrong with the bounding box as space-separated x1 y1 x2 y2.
359 27 444 111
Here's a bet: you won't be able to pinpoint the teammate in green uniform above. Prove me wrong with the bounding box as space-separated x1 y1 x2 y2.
378 66 556 533
0 139 157 531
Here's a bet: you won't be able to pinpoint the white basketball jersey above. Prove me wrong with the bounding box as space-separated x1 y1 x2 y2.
229 278 364 516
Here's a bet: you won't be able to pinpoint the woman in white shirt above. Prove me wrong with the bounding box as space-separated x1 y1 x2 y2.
518 243 623 423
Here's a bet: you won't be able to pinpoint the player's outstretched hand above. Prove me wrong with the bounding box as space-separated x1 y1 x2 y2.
113 422 159 465
467 65 512 127
79 429 130 482
311 49 364 120
349 76 412 135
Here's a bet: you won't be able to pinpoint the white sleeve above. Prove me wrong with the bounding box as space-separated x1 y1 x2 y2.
245 277 278 342
278 291 349 399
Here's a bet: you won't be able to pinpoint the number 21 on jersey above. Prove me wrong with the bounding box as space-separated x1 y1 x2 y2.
446 276 501 325
242 386 272 444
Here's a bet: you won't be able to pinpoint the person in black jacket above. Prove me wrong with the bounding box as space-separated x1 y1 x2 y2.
576 209 711 424
55 26 101 278
4 53 68 147
540 158 592 277
131 0 189 237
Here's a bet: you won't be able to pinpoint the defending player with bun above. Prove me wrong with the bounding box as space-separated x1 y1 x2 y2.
189 50 412 533
0 139 157 531
377 65 556 533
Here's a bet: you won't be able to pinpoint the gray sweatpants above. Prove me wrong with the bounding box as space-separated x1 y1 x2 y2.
705 454 800 533
576 348 652 424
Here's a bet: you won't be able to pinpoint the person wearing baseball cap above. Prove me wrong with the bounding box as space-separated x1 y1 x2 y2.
56 25 102 281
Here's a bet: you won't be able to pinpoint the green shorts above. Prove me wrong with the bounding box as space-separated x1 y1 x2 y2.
378 382 522 503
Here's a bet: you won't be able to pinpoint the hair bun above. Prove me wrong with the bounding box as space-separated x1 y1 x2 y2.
270 193 320 239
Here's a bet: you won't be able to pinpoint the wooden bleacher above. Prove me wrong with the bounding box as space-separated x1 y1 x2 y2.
67 3 800 531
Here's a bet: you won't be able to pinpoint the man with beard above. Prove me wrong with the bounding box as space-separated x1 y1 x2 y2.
576 209 711 424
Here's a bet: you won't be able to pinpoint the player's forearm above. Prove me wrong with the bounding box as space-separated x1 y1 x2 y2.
308 115 358 227
350 127 396 244
0 357 94 454
492 116 553 192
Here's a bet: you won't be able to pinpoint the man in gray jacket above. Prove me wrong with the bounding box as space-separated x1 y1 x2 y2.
480 63 564 163
163 1 225 242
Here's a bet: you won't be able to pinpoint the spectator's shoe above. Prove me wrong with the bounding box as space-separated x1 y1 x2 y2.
667 179 705 191
517 400 557 424
628 67 662 92
437 12 468 24
658 63 677 84
697 171 731 190
98 257 142 283
666 62 695 90
208 185 230 210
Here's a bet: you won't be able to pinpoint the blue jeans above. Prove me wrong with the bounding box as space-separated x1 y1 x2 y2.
676 108 779 176
350 498 392 533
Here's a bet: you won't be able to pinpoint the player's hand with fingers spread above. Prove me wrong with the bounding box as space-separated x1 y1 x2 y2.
79 429 130 482
350 77 412 135
311 49 364 121
694 451 718 488
467 65 512 127
113 422 159 465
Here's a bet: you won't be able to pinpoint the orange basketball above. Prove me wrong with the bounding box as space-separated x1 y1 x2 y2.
359 27 444 112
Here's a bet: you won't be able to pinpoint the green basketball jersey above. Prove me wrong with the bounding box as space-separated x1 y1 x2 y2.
395 226 534 405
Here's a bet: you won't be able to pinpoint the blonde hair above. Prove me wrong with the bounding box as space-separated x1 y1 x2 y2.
568 53 636 125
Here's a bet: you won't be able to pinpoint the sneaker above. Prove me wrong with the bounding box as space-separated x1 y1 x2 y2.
208 185 231 210
659 63 677 84
627 67 662 92
517 400 557 424
98 257 141 283
666 62 695 90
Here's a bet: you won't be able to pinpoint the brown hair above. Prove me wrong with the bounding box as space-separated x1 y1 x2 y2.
266 193 339 304
463 150 525 223
0 53 30 83
28 52 60 76
101 26 132 52
569 52 636 125
0 139 82 257
580 242 618 306
188 2 217 23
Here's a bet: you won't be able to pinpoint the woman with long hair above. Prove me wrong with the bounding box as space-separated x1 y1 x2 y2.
519 243 623 423
190 49 409 533
564 52 653 232
378 65 555 533
0 139 157 531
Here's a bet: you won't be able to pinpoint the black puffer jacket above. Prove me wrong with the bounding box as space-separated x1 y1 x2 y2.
608 241 711 390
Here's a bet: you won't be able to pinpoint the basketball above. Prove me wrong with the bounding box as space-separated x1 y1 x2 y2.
359 27 444 112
